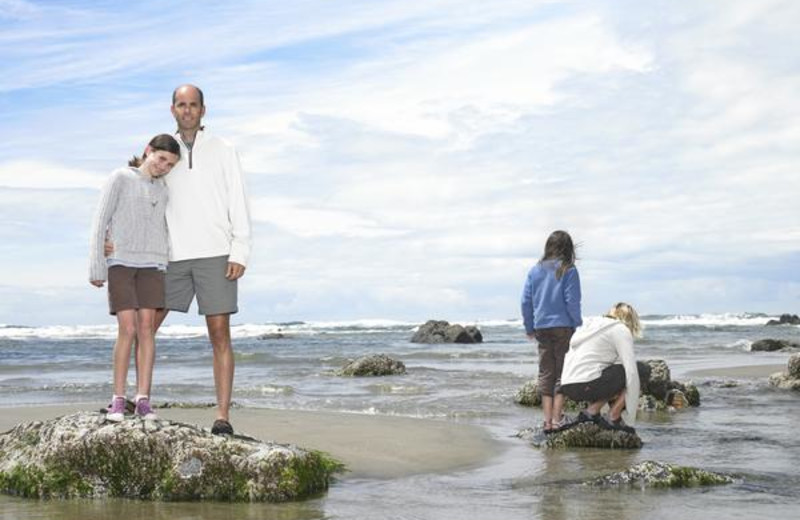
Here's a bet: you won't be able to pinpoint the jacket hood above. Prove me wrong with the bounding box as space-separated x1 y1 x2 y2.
569 316 621 349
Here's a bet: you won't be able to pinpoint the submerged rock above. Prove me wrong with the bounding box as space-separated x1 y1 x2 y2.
751 339 800 352
586 460 733 488
0 412 342 502
337 354 406 377
768 353 800 391
411 320 483 344
516 422 642 450
258 333 288 340
765 314 800 326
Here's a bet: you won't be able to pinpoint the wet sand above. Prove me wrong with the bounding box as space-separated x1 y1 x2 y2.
0 404 503 479
687 364 785 378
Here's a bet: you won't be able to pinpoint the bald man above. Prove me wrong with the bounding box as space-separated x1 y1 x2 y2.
159 85 252 435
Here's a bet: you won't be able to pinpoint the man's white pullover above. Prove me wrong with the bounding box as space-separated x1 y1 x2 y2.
165 129 252 266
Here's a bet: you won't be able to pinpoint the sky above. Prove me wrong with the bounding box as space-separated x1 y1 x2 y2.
0 0 798 326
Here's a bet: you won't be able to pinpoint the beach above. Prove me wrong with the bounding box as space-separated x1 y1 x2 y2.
1 314 799 519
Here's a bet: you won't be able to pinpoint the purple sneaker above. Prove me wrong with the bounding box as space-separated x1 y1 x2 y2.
106 396 126 422
135 397 157 420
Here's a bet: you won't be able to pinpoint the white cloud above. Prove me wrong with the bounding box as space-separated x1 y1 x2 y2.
251 196 408 238
0 160 104 189
1 0 799 324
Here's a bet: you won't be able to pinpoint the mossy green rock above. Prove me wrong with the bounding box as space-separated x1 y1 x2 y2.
0 412 342 502
586 460 733 488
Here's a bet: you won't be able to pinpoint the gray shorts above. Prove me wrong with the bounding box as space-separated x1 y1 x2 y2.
165 256 238 315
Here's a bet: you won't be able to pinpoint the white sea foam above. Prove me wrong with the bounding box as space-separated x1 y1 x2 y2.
0 313 785 340
639 313 774 327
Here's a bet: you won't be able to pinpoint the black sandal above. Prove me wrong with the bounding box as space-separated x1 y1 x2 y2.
609 417 636 434
211 419 234 435
575 410 600 424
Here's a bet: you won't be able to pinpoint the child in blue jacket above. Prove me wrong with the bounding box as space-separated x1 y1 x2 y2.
521 230 582 432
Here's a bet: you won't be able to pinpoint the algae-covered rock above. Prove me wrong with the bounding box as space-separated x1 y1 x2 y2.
638 359 700 410
642 359 671 400
411 320 482 344
516 422 642 450
514 380 542 407
337 354 406 377
768 353 800 391
586 460 733 488
0 412 342 502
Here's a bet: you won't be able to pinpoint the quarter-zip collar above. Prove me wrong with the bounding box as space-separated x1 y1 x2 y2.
176 126 205 170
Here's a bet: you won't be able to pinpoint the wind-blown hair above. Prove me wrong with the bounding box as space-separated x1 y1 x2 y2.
540 230 577 280
607 302 643 339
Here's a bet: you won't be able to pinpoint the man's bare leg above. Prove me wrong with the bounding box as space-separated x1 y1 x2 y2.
206 313 234 422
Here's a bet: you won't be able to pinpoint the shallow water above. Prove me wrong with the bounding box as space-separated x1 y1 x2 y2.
1 314 799 519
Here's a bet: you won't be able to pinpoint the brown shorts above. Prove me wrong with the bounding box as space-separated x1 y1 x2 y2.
560 364 626 403
107 265 165 315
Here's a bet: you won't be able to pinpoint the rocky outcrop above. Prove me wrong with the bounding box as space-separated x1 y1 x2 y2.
586 460 733 488
0 412 342 501
410 320 483 344
638 359 700 410
768 353 800 391
516 422 642 449
337 354 406 377
766 314 800 326
750 339 800 352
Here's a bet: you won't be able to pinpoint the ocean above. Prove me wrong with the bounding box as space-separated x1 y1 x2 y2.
1 313 799 519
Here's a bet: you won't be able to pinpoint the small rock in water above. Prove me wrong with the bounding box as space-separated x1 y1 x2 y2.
410 320 483 344
750 339 800 352
586 460 733 488
0 412 342 502
765 314 800 326
337 354 406 377
768 353 800 391
514 380 542 407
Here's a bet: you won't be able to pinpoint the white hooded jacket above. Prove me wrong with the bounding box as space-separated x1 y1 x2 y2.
560 316 640 425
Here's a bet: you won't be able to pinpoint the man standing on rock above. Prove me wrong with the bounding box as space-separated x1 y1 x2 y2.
158 84 251 435
109 85 251 433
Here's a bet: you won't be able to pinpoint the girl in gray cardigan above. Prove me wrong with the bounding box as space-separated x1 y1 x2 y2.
89 134 180 422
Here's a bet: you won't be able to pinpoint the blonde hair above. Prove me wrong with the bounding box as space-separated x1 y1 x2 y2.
606 302 643 338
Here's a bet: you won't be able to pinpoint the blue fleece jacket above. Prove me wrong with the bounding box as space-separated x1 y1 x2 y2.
520 260 582 334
